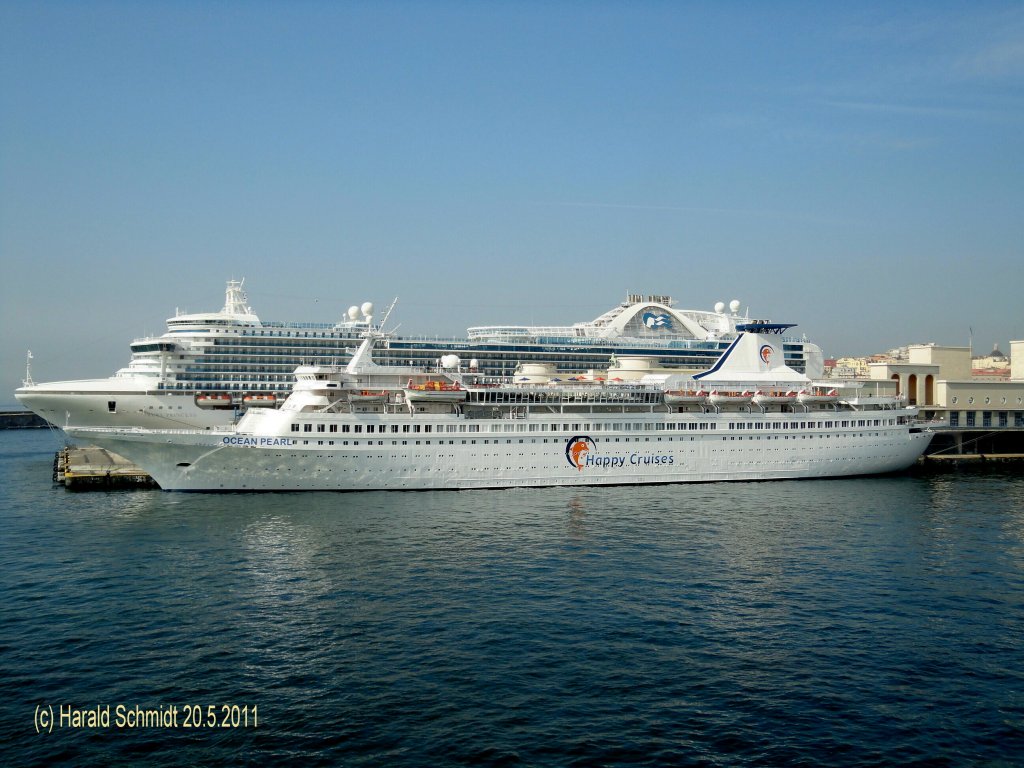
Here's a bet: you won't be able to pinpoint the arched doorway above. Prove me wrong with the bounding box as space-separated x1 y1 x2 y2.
891 374 900 398
907 374 918 405
925 375 934 405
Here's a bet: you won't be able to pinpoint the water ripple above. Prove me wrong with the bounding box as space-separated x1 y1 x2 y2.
1 432 1022 766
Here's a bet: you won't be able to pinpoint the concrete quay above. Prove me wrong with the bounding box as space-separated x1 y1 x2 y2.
54 446 157 489
1 410 49 429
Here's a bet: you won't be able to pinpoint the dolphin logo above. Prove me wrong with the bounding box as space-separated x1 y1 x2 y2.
565 436 596 471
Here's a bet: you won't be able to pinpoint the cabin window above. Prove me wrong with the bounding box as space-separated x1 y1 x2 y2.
107 401 116 413
330 425 337 433
303 424 312 432
317 424 325 433
291 424 299 432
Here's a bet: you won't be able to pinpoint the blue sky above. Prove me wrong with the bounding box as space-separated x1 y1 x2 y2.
2 1 1022 400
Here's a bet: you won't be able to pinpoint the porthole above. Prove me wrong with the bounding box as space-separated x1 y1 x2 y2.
968 397 974 404
951 397 958 404
985 397 991 404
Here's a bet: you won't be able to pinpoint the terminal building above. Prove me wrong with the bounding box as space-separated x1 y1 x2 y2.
868 340 1024 455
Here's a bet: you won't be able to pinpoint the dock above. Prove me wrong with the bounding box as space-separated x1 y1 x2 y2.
0 410 49 429
916 452 1024 470
54 446 158 489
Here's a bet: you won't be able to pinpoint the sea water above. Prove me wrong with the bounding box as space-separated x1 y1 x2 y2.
2 429 1022 766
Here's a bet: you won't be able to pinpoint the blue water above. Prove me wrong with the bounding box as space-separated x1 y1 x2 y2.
2 430 1023 766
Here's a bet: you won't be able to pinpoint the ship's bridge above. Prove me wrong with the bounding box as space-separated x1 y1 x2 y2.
165 279 262 330
129 340 181 354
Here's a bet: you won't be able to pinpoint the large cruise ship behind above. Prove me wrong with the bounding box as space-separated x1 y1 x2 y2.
16 280 825 430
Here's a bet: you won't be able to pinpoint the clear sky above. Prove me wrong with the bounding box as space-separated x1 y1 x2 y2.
2 1 1022 402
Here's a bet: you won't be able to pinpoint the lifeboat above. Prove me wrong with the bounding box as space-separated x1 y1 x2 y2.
403 379 467 403
708 390 754 406
242 393 277 407
349 390 389 403
664 389 708 405
752 390 798 406
194 393 235 409
797 388 840 405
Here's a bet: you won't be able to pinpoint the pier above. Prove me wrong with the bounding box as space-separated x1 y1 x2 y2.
922 425 1024 457
0 410 49 429
54 446 157 489
913 425 1024 471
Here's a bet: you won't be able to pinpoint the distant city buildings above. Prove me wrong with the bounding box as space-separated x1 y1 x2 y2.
827 341 1016 381
972 343 1011 378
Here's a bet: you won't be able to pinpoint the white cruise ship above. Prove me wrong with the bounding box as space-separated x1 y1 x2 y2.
65 324 932 492
16 280 825 430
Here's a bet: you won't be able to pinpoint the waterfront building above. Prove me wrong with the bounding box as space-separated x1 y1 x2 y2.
869 341 1024 439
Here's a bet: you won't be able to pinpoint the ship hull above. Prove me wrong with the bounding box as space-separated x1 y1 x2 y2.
68 418 933 492
16 387 233 430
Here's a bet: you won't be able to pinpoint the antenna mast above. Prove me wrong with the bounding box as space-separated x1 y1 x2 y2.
23 350 34 386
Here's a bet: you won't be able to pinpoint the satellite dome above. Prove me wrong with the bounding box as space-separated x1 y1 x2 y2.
729 299 741 313
360 302 374 317
714 301 725 314
347 306 360 320
441 354 461 369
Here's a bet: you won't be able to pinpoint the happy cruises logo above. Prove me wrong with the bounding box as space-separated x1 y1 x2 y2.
566 436 596 471
565 435 675 471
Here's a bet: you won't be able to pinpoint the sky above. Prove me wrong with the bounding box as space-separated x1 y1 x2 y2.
2 0 1022 402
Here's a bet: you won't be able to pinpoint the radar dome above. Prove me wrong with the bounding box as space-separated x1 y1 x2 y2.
714 301 725 314
347 306 360 321
729 299 741 313
441 354 461 369
360 302 374 317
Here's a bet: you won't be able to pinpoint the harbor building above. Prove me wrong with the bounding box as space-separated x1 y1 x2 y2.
869 340 1024 456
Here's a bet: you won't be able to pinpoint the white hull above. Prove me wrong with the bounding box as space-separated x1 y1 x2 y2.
16 386 235 430
70 411 932 492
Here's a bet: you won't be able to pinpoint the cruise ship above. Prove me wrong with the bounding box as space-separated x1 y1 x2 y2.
16 280 825 430
64 323 932 492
